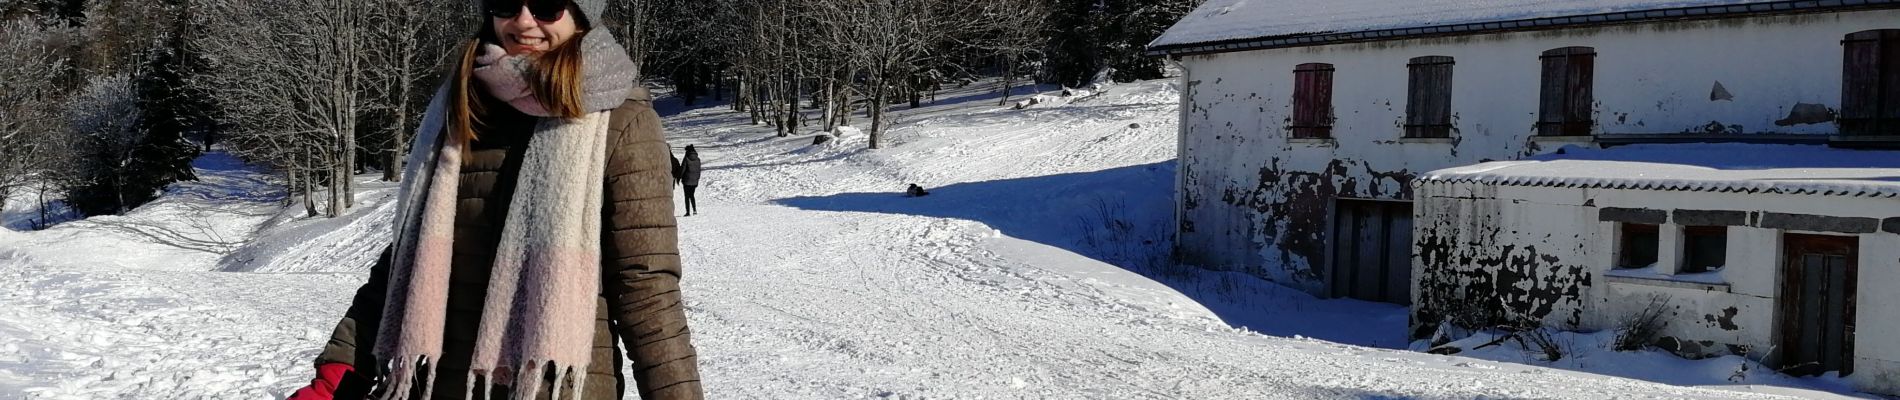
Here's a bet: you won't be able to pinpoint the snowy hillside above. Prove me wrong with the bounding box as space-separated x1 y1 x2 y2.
0 79 1864 399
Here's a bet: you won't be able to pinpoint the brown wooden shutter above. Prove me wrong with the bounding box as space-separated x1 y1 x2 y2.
1293 63 1335 139
1842 30 1899 136
1406 56 1454 138
1566 49 1596 136
1539 47 1596 136
1539 51 1567 136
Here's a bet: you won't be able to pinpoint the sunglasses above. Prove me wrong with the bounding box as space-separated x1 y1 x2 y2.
484 0 571 23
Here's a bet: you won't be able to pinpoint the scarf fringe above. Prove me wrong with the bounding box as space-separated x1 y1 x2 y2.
467 361 589 400
380 355 438 400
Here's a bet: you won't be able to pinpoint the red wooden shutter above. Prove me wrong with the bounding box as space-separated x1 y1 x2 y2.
1293 63 1335 139
1539 47 1595 136
1406 56 1454 138
1842 30 1900 136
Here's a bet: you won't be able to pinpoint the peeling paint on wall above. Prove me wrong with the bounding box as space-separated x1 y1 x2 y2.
1411 188 1591 339
1693 121 1745 135
1773 103 1836 126
1704 307 1740 331
1709 81 1733 101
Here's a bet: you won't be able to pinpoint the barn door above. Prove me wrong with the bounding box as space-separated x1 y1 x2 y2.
1778 234 1858 377
1329 200 1414 305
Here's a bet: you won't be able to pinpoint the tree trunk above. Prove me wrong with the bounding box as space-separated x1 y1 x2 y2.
869 75 885 150
342 128 355 210
284 169 297 207
781 71 794 136
784 70 801 134
766 74 781 135
300 167 317 217
114 154 128 215
734 74 748 112
749 75 765 125
328 143 343 218
682 63 700 106
838 68 853 127
385 83 408 182
706 64 718 100
909 73 922 109
821 77 837 131
771 72 783 136
998 55 1015 106
34 185 51 229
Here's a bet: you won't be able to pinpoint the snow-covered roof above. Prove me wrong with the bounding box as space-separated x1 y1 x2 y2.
1418 144 1900 198
1147 0 1897 56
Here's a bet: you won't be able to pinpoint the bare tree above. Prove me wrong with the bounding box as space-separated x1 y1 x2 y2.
75 0 175 76
194 0 368 217
359 0 469 182
983 0 1052 106
806 0 1011 148
0 19 75 216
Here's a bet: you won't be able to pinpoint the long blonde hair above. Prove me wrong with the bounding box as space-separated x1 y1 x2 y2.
446 12 591 144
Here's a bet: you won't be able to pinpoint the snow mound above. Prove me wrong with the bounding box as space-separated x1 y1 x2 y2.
218 177 397 273
0 152 282 271
1424 329 1864 397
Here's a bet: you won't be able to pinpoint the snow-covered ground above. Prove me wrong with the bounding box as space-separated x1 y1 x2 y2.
0 79 1877 399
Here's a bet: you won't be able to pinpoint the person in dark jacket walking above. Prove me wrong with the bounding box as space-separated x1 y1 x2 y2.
286 1 702 399
680 145 702 216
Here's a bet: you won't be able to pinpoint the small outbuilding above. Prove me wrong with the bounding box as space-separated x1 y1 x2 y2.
1413 143 1900 393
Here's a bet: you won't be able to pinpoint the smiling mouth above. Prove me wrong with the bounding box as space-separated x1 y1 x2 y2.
511 35 547 48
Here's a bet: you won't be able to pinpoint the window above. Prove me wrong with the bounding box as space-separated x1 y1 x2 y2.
1841 30 1900 136
1680 226 1727 274
1406 56 1455 138
1292 63 1335 139
1617 223 1658 269
1538 47 1596 136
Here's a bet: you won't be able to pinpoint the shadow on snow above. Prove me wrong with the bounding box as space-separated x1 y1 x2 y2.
774 161 1410 349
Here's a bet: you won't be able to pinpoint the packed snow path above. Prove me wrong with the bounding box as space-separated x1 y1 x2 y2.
0 81 1826 399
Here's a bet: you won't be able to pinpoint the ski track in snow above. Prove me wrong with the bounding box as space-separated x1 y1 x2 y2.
0 79 1823 399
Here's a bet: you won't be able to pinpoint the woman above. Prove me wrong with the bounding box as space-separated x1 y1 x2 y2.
287 0 701 399
679 145 701 216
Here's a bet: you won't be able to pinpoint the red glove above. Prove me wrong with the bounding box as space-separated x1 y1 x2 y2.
288 363 357 400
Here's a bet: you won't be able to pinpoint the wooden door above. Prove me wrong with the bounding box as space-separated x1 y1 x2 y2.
1778 234 1858 376
1329 200 1414 305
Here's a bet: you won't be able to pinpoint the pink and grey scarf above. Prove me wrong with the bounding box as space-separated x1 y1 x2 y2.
375 29 635 400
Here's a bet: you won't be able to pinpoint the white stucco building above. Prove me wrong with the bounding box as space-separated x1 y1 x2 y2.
1415 144 1900 393
1149 0 1900 393
1148 1 1899 301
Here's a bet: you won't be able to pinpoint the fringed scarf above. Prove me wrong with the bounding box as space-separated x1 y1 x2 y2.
375 29 636 400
